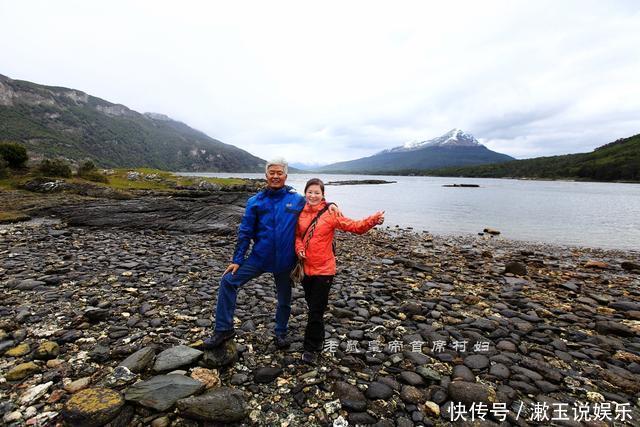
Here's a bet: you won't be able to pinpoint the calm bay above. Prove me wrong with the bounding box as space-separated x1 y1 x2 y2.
181 173 640 251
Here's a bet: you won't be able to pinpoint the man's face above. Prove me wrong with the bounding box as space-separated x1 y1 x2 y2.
266 165 287 189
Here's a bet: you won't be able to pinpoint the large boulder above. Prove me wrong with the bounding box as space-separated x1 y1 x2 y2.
176 387 247 422
61 387 124 427
124 375 205 411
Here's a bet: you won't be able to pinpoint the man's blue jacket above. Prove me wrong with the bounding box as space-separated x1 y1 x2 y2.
232 185 305 273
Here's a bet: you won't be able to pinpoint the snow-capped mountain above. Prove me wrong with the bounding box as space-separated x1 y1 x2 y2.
383 129 481 153
316 129 514 174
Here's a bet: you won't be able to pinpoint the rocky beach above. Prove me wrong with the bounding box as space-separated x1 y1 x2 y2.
1 187 640 426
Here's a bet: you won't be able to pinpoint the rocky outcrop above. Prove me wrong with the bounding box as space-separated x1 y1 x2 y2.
28 191 251 234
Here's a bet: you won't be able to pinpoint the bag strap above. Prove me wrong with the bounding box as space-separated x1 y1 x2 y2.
301 203 334 249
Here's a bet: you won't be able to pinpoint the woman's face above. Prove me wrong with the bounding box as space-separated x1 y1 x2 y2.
305 184 324 206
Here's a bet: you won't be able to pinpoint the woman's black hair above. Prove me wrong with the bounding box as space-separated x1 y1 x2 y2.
304 178 325 195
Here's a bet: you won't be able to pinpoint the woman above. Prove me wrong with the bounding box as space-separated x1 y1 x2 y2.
295 178 384 365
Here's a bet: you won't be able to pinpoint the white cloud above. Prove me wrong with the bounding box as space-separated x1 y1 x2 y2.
1 0 639 164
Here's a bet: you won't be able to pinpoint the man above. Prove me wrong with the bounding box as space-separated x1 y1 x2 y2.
204 158 338 349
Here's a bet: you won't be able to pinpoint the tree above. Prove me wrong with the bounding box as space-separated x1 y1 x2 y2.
38 158 72 178
0 141 28 168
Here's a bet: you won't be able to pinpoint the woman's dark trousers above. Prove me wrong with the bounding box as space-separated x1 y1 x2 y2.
302 275 333 352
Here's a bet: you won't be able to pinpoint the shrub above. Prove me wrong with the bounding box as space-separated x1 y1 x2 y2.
77 159 108 183
0 142 28 168
81 171 108 183
38 158 72 178
77 160 96 175
0 158 8 178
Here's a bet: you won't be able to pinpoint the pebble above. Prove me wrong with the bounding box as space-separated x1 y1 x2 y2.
365 381 394 400
253 366 283 383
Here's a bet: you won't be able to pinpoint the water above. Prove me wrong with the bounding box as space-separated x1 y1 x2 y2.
181 173 640 250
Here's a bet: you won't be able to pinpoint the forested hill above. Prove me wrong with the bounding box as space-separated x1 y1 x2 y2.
423 133 640 182
0 74 265 171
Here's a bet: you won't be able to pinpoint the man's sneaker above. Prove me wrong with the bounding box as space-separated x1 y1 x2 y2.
301 351 318 365
274 336 289 349
202 330 235 349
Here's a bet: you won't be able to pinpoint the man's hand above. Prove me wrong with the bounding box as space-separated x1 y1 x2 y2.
328 203 343 217
224 263 240 275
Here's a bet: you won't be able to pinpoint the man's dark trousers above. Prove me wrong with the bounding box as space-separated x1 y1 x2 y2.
215 263 293 338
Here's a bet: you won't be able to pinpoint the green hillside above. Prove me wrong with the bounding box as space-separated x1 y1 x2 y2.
0 74 265 171
423 134 640 182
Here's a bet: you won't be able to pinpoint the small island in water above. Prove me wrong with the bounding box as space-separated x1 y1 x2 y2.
325 179 396 186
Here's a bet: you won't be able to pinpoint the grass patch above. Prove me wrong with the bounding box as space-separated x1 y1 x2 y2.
106 168 247 190
0 167 249 192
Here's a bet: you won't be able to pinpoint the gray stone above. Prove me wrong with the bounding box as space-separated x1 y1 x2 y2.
415 366 442 382
448 381 496 406
124 375 205 411
399 371 424 386
504 262 527 276
489 363 510 380
403 351 429 365
348 412 378 425
333 381 367 412
84 307 110 322
452 365 476 382
119 346 156 373
153 345 202 372
496 341 517 352
253 366 282 383
176 387 247 422
464 354 490 370
621 262 640 272
609 301 640 312
365 382 394 400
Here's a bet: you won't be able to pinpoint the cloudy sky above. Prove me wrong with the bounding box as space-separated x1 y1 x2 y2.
1 1 639 165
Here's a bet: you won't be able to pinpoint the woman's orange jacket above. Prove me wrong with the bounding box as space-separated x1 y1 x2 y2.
295 200 380 276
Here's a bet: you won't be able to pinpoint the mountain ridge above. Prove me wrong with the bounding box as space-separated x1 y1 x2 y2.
316 129 514 173
0 74 266 172
423 133 640 182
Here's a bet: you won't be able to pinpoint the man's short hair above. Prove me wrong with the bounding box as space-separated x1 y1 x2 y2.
265 158 288 174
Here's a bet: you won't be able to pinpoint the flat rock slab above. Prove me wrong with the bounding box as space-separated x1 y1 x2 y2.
153 345 203 372
124 375 205 411
177 387 247 422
